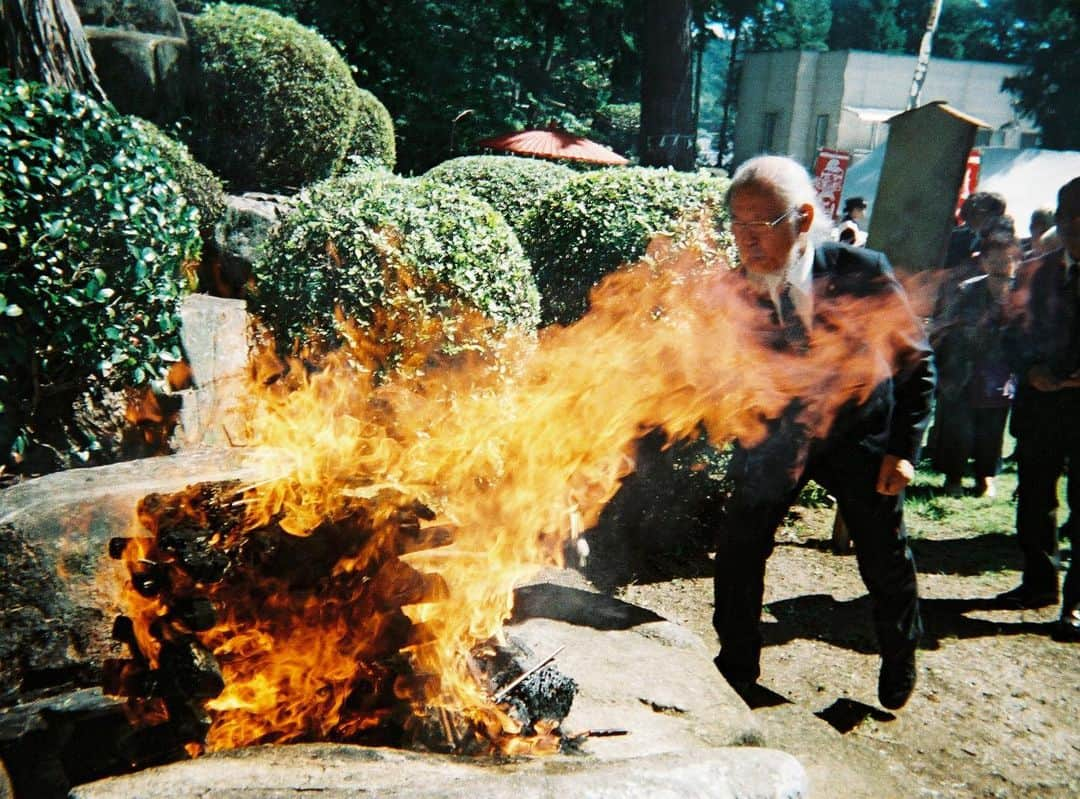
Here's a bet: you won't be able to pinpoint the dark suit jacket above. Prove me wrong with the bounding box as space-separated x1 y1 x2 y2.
734 242 935 465
1006 247 1080 439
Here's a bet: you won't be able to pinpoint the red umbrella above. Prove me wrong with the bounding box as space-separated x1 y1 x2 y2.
476 128 629 166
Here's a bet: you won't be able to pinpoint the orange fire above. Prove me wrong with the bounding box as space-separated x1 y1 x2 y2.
116 226 926 754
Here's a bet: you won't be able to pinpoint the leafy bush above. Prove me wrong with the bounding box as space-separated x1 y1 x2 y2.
0 77 201 469
590 102 639 161
344 88 396 172
186 3 361 191
423 155 573 239
132 119 226 237
252 170 539 358
522 167 729 324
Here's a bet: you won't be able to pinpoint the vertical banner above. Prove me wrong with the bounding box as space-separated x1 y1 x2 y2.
812 148 852 221
954 148 982 222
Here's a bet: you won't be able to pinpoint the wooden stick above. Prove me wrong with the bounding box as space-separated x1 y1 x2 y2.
492 645 565 703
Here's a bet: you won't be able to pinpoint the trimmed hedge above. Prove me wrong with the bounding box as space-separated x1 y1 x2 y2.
344 88 396 173
423 155 573 239
132 119 226 237
522 167 729 324
0 77 201 468
252 170 539 359
186 4 361 191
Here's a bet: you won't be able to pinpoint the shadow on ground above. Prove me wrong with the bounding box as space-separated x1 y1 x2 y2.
761 593 1054 655
786 532 1024 577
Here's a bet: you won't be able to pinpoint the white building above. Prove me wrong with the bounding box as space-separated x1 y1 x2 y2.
732 49 1039 169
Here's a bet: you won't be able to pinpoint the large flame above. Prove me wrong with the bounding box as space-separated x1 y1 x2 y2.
117 227 926 753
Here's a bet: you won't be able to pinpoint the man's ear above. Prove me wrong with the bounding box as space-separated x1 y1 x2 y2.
797 203 814 233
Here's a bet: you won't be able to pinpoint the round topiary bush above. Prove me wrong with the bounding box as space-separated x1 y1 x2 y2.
423 155 574 239
522 167 729 324
186 3 361 191
252 171 540 359
132 118 226 237
0 78 202 470
343 88 396 173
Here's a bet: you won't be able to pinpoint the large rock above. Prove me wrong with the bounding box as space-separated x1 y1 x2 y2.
66 568 807 798
75 0 187 37
212 193 290 293
84 28 189 125
0 449 280 699
71 743 806 798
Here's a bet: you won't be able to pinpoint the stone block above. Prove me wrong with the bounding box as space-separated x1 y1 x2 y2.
214 193 291 287
85 28 189 125
175 295 250 448
75 0 186 38
179 294 249 389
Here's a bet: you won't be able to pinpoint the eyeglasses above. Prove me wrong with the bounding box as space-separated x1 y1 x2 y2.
729 208 796 233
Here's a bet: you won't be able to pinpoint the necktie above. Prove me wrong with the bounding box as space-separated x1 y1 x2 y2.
778 282 809 352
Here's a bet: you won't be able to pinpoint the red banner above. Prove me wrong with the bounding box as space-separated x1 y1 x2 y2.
954 148 982 223
812 148 852 221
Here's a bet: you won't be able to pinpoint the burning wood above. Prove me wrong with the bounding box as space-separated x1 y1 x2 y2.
104 480 577 756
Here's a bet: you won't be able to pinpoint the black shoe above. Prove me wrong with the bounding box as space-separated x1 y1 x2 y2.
994 583 1059 609
1051 608 1080 643
878 649 917 710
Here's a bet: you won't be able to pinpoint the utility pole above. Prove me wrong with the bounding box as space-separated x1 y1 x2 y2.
907 0 943 110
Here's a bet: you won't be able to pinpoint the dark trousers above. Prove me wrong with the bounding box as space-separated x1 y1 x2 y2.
936 397 1009 483
713 438 922 683
1015 428 1080 593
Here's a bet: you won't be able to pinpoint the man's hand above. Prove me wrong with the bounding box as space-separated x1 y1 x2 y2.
1028 364 1063 392
876 454 914 496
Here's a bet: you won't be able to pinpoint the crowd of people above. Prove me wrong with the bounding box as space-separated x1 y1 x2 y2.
712 155 1079 713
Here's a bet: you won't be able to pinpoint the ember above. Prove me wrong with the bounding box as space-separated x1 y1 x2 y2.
108 480 576 755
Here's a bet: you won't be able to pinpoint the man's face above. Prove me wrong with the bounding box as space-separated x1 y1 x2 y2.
729 185 806 276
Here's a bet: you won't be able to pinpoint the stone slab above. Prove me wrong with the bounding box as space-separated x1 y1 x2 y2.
71 742 806 799
0 449 285 694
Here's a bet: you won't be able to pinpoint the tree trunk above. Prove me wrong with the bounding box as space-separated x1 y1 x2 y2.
0 0 104 99
715 17 743 172
640 0 695 170
907 0 943 110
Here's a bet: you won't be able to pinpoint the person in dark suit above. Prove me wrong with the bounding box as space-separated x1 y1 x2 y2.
930 216 1019 498
713 155 935 709
1001 177 1080 642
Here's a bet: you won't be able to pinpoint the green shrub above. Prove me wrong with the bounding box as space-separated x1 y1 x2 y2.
522 167 729 324
187 4 361 191
132 119 226 237
0 77 201 468
252 171 539 358
423 155 573 239
344 88 396 173
590 103 639 161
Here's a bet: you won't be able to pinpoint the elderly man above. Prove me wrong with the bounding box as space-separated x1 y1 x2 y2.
713 155 935 709
1002 177 1080 642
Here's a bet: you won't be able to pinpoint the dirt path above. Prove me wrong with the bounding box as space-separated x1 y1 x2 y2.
613 472 1080 799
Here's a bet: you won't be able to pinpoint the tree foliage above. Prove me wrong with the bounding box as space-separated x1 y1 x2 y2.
254 0 645 173
1002 2 1080 150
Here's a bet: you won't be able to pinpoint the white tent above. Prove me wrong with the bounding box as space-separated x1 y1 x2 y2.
842 146 1080 238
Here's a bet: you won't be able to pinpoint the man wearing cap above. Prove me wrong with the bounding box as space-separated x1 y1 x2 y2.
714 155 935 709
1001 176 1080 642
837 196 868 246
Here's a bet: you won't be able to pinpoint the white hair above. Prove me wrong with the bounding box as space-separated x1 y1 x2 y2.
727 155 832 243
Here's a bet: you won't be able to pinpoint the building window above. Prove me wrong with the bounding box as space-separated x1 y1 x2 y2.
814 114 829 152
763 112 779 152
1020 131 1040 149
974 129 992 147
